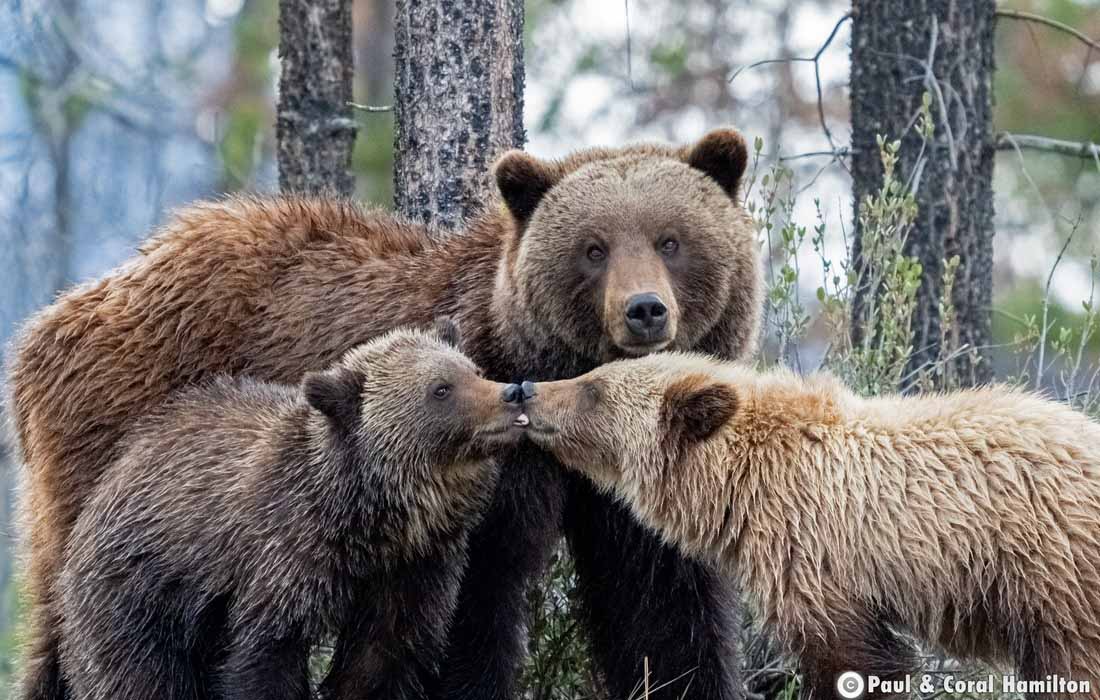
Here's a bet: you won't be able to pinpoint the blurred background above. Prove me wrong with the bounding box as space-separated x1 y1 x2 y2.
0 0 1097 691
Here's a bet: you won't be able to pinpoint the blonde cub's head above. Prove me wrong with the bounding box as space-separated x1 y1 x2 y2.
523 352 738 492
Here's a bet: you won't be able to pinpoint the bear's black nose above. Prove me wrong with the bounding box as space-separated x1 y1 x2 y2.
502 383 523 404
625 293 668 337
520 381 536 400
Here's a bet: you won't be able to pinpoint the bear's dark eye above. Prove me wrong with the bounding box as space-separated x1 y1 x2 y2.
586 245 606 263
432 384 452 400
658 238 679 256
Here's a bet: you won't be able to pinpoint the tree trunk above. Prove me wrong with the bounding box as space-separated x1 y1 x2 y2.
277 0 357 195
850 0 996 387
393 0 525 227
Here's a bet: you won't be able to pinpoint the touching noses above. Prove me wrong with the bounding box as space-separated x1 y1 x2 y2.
501 381 537 404
624 292 669 339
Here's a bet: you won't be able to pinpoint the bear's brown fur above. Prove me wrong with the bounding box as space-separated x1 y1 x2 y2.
525 353 1100 698
9 130 761 700
59 325 523 700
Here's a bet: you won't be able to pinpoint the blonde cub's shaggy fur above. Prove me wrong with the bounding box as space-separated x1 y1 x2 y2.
524 352 1100 698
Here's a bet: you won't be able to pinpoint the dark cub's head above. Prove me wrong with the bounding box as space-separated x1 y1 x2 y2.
301 321 527 550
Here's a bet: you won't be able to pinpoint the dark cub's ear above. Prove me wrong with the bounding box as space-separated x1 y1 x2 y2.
662 374 738 445
433 316 461 349
303 367 363 428
685 128 749 200
493 150 557 224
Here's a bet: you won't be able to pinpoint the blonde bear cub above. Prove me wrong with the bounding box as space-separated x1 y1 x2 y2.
522 352 1100 699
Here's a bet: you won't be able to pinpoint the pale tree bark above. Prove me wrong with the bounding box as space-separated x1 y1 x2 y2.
277 0 357 195
850 0 996 387
393 0 525 227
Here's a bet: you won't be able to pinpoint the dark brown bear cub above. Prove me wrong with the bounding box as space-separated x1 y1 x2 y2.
58 325 525 700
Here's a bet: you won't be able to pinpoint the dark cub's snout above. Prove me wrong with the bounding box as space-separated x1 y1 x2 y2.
501 382 537 403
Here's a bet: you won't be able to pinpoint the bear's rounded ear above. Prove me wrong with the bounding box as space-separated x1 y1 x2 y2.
685 128 749 200
303 367 362 429
661 374 738 446
494 150 557 225
433 316 462 350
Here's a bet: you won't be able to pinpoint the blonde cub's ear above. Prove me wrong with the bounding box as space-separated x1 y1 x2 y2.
662 375 738 445
685 128 749 199
303 367 362 429
493 150 558 224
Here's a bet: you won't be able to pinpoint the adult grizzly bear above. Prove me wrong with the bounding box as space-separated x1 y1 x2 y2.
59 325 525 700
524 353 1100 699
9 129 762 700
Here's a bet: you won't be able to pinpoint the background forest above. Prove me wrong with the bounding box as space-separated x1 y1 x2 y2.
1 0 1099 696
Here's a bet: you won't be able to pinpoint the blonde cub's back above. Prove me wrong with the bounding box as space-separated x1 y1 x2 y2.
730 369 1100 690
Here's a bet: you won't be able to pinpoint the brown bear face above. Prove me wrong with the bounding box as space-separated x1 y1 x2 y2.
303 322 529 475
523 353 738 492
494 129 751 362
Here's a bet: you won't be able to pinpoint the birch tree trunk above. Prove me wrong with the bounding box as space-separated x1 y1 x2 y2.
393 0 526 227
850 0 996 387
277 0 357 195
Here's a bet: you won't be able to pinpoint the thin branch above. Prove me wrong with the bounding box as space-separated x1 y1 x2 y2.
728 56 816 84
999 133 1069 229
729 12 853 174
347 101 393 113
1037 226 1079 390
922 16 958 170
997 8 1100 53
811 12 853 162
779 148 852 162
624 0 634 89
995 132 1100 168
778 133 1100 168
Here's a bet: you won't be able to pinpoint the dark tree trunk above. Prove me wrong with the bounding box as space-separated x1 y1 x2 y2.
850 0 996 387
276 0 357 195
393 0 525 227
